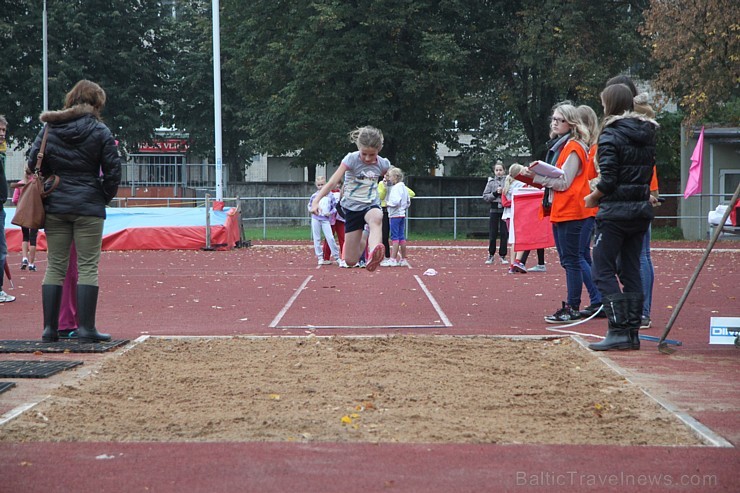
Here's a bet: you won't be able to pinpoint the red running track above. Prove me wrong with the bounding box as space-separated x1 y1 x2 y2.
0 241 738 492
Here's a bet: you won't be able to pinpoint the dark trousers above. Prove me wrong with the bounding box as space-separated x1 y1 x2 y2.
520 249 545 266
488 210 508 257
382 207 390 258
592 218 651 297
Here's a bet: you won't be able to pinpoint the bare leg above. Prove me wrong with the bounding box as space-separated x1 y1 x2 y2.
343 230 365 266
390 241 400 260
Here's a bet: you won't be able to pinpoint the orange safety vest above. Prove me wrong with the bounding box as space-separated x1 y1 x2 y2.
550 140 595 223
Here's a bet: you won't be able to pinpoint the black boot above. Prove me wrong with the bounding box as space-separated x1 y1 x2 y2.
41 284 64 342
76 285 112 343
624 292 644 350
588 293 632 351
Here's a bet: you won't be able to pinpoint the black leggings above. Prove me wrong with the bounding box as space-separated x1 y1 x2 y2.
488 211 508 257
21 227 38 246
520 249 545 266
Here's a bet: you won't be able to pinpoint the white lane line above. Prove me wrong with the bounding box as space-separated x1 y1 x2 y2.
414 275 453 327
279 324 445 330
269 275 313 328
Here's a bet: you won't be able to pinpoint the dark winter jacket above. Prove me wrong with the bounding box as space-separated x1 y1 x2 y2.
483 175 506 211
595 111 657 221
0 148 7 207
28 104 121 218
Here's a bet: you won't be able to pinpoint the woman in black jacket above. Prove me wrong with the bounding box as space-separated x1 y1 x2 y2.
28 80 121 343
584 83 658 351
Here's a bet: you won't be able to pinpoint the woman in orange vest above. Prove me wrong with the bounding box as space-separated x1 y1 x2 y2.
518 102 597 323
575 104 604 318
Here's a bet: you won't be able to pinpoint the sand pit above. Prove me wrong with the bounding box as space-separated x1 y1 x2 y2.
0 336 704 446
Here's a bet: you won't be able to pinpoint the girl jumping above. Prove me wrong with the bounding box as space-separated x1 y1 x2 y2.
310 126 390 272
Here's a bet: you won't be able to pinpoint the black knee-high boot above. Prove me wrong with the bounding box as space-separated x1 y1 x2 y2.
42 284 64 342
76 285 112 343
624 292 644 350
588 293 632 351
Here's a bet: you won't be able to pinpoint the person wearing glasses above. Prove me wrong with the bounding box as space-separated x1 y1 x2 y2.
518 102 597 323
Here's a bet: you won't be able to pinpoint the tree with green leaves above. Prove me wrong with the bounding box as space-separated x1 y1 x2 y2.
458 0 651 162
222 0 468 177
165 0 254 183
1 0 176 152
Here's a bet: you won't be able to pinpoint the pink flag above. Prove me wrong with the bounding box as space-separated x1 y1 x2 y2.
684 126 704 199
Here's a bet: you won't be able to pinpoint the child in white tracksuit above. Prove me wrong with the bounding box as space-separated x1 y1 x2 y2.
308 176 340 265
385 167 411 266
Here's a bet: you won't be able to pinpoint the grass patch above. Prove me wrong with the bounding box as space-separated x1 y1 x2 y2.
246 225 687 242
652 226 684 241
245 226 465 241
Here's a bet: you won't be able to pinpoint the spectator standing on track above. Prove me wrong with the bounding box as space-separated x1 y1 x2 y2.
585 83 658 351
518 103 596 323
10 169 39 272
385 167 411 266
482 160 509 266
28 79 121 343
322 180 346 266
604 75 659 330
310 126 390 272
575 104 604 318
0 115 15 303
309 176 340 266
380 172 415 267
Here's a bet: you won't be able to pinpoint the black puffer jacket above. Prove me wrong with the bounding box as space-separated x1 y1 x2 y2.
28 104 121 218
595 112 657 221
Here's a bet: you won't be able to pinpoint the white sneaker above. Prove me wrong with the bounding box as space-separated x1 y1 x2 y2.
386 259 399 267
0 291 16 303
485 255 494 265
398 259 409 267
500 257 509 265
380 258 393 267
529 264 546 272
338 259 348 268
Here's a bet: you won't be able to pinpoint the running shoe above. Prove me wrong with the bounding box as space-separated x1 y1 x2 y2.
511 260 527 273
0 291 16 303
545 302 582 324
365 244 385 272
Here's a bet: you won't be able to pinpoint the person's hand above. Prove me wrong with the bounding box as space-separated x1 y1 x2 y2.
584 193 599 209
310 203 320 215
518 167 534 178
649 195 660 207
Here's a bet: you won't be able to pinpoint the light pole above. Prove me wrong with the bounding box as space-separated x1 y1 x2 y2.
43 0 48 111
212 0 223 202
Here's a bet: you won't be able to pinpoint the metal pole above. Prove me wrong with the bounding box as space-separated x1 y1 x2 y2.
42 0 48 111
212 0 223 201
204 194 212 250
453 197 458 240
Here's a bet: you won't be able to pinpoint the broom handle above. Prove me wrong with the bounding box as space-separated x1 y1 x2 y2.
659 182 740 345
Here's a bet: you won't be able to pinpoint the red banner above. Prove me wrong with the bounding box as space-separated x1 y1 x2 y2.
512 189 554 251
